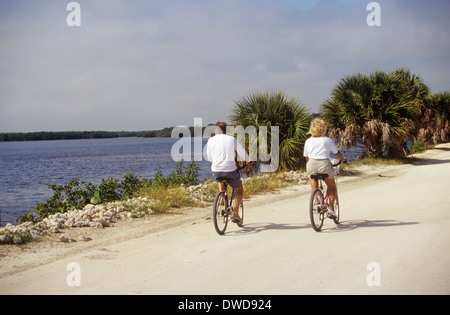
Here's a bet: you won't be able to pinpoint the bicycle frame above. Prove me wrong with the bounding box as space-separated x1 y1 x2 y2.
220 180 235 213
315 179 332 215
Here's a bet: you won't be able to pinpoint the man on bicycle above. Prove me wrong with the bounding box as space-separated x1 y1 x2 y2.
205 122 251 226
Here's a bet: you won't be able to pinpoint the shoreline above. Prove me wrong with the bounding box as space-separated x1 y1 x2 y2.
0 159 385 246
1 143 449 282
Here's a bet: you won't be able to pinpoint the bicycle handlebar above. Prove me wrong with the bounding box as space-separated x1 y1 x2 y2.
331 160 341 167
331 159 349 167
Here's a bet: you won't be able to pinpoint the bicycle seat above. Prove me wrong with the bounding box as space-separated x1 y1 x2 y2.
310 173 329 180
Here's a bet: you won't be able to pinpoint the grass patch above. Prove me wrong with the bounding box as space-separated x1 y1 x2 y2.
138 185 198 214
243 173 290 198
196 172 295 202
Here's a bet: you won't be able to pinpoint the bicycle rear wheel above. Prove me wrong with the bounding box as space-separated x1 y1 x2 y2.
309 188 324 232
213 191 229 235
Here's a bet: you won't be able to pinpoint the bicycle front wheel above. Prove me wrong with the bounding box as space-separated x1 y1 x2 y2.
309 188 324 232
332 197 340 225
213 191 229 235
239 201 244 225
235 199 244 227
229 191 244 227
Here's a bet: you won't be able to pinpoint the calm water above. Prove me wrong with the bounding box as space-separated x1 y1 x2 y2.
0 137 210 226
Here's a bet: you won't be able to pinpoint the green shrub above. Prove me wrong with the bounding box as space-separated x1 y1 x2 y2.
409 140 428 154
16 161 201 224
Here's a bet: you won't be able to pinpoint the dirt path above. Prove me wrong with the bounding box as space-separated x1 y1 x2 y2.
1 144 449 295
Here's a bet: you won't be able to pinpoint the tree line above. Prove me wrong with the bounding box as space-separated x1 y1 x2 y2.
0 128 174 142
0 126 222 142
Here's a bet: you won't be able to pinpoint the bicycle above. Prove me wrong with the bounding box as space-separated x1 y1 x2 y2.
309 159 343 232
212 165 247 235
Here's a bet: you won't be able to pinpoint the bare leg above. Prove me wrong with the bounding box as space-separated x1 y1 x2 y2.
310 178 318 191
233 186 243 214
324 177 337 210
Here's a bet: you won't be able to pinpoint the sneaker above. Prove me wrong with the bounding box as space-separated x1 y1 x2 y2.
327 209 336 217
231 213 244 227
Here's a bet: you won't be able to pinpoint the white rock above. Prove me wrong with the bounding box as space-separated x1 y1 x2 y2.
84 204 95 211
50 227 60 233
60 233 74 243
13 235 23 244
78 235 92 242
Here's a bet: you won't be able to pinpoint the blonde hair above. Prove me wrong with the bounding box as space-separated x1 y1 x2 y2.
309 118 327 137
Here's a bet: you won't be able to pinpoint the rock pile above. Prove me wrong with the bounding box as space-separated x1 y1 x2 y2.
284 171 310 184
186 181 212 205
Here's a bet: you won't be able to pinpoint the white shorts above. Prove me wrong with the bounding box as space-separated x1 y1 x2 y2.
307 159 335 178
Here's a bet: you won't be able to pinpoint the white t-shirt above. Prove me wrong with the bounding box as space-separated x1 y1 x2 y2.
303 136 338 160
206 134 250 172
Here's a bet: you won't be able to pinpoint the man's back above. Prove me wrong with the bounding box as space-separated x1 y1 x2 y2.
206 134 248 172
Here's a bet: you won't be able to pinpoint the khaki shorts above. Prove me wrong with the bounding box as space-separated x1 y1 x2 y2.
307 159 335 178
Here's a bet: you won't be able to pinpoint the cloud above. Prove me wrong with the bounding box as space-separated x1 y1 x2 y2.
0 0 449 132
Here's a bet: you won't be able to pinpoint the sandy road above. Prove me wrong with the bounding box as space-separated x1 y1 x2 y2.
1 144 449 295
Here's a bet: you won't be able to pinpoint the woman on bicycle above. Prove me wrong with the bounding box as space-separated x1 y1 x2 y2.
303 118 347 217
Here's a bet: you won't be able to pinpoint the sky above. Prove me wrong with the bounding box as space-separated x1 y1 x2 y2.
0 0 449 132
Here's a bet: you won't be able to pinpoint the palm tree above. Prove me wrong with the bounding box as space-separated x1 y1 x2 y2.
321 69 429 158
230 91 310 171
416 91 450 145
